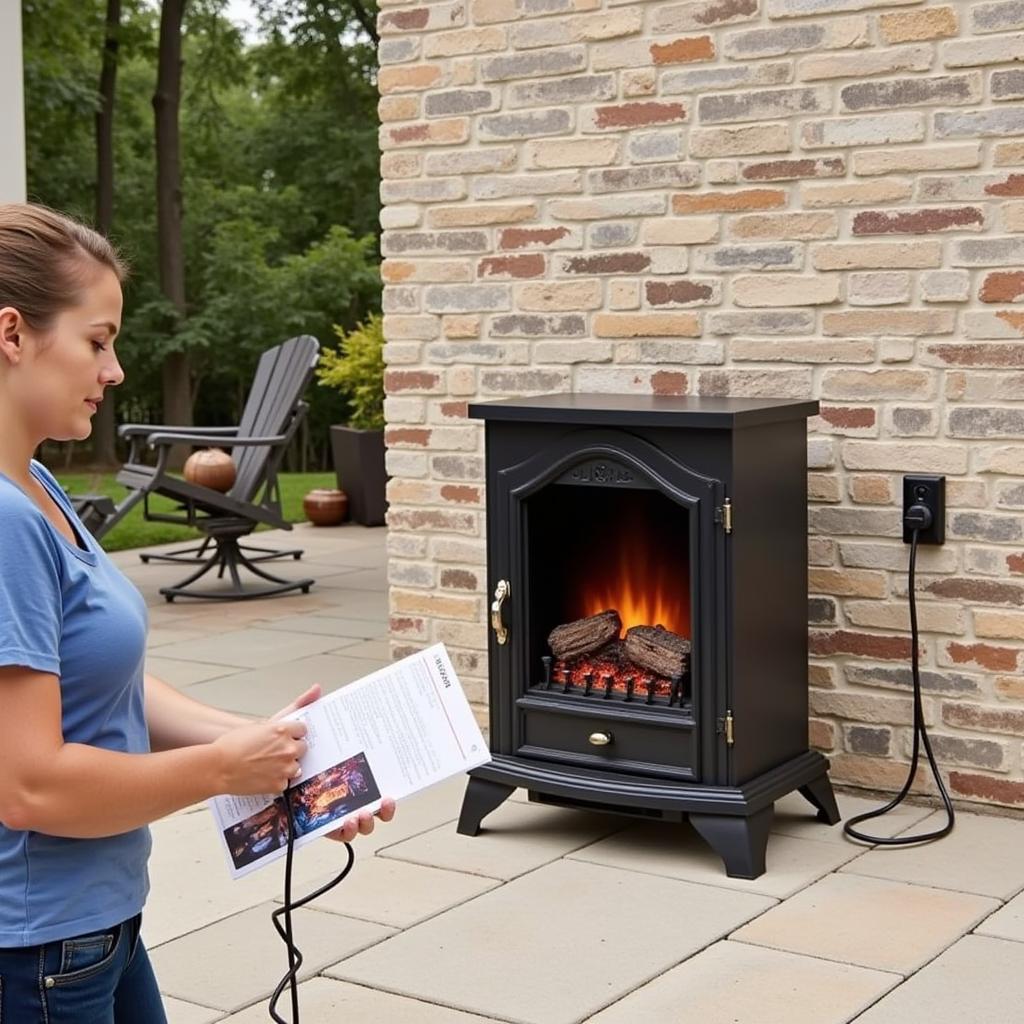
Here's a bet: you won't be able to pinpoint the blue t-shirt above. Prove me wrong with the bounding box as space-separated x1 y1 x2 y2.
0 460 152 946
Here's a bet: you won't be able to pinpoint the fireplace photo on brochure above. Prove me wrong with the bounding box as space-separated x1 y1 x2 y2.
224 752 381 871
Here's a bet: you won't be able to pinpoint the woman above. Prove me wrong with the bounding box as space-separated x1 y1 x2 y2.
0 203 394 1022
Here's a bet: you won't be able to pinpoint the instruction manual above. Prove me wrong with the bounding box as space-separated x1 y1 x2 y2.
208 643 490 878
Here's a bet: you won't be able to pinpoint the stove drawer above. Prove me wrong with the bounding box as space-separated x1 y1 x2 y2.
517 702 697 781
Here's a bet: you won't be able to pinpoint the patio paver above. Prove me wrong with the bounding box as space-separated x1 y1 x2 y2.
379 798 625 880
283 856 499 929
583 940 900 1024
568 819 863 899
974 888 1024 943
853 934 1024 1024
217 977 498 1023
731 872 999 974
163 996 222 1024
840 808 1024 899
328 858 776 1024
150 902 393 1012
177 653 391 717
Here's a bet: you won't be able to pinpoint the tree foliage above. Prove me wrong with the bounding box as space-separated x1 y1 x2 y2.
21 0 382 467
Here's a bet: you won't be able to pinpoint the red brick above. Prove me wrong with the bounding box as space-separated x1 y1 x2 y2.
440 484 481 504
742 157 845 181
439 401 469 419
924 577 1024 606
499 226 571 250
649 35 715 65
563 252 651 274
478 254 546 279
949 771 1024 807
946 642 1019 672
390 616 426 635
379 7 430 31
646 280 716 305
809 630 912 660
809 718 835 751
985 173 1024 197
820 406 876 429
651 370 688 395
385 370 443 393
926 343 1024 367
852 207 984 235
1009 553 1024 574
440 568 479 590
980 271 1024 304
388 124 432 145
594 101 686 130
385 427 432 447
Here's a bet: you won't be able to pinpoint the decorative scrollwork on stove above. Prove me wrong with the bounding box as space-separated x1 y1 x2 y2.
558 458 643 488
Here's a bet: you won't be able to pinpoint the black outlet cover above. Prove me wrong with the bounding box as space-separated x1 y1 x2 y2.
903 474 945 545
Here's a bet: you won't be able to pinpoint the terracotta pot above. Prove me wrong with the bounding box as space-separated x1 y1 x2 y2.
303 488 348 526
183 448 237 493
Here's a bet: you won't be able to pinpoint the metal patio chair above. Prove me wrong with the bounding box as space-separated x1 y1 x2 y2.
91 334 321 601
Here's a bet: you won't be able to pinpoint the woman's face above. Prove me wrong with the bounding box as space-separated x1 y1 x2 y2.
6 265 125 443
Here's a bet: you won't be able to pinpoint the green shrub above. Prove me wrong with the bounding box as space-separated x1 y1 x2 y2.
315 313 385 431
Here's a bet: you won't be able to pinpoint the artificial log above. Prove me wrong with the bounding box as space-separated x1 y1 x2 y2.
624 624 691 679
548 610 621 660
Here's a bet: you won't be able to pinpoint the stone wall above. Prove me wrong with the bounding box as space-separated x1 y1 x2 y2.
378 0 1024 810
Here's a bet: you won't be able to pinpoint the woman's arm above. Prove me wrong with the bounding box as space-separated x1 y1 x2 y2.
0 666 307 839
144 674 397 841
144 672 251 750
144 674 323 750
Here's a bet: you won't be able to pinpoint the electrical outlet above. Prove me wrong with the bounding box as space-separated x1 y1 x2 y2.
903 474 945 545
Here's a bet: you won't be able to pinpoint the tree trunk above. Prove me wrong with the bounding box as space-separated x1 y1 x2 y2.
92 0 121 467
154 0 190 464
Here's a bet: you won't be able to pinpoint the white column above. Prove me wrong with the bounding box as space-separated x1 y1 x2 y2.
0 0 27 202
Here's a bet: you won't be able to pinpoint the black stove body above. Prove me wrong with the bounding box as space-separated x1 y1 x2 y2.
457 394 840 879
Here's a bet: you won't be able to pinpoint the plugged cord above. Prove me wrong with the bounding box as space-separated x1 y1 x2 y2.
269 785 356 1024
842 507 956 846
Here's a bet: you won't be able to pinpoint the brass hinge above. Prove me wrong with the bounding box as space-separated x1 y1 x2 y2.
715 498 733 534
717 711 735 746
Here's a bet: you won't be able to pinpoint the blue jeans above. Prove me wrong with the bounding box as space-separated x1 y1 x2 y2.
0 913 167 1023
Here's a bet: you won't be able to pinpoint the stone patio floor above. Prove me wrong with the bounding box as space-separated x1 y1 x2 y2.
115 523 1024 1024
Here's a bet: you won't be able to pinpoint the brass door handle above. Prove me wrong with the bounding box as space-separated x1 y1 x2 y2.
491 579 510 646
588 731 613 747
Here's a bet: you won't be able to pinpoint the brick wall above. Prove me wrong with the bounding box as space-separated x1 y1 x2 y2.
378 0 1024 810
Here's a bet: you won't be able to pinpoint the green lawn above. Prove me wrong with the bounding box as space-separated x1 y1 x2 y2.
55 471 336 552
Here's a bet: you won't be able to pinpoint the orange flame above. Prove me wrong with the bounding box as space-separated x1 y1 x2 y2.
579 534 689 638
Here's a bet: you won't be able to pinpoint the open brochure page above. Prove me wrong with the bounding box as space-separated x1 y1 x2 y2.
208 643 490 878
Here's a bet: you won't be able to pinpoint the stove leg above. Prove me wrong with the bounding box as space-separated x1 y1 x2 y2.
798 771 841 826
457 777 516 837
690 805 774 880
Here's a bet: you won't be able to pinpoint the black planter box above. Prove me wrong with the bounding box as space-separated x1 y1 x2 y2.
330 425 388 527
457 394 839 879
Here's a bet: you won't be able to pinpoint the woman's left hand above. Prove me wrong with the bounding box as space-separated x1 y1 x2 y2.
325 797 397 843
269 687 397 841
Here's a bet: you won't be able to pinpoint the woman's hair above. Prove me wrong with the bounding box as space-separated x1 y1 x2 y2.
0 203 127 330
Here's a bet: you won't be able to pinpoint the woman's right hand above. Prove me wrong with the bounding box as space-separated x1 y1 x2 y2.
212 719 308 795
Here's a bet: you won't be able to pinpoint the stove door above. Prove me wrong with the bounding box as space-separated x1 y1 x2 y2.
484 427 727 786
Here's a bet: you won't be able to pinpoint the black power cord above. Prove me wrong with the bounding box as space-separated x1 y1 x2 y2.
268 784 356 1024
843 507 956 846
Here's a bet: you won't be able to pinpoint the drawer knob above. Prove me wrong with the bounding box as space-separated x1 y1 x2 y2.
588 731 613 747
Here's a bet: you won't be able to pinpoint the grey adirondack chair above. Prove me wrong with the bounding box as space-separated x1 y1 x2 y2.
93 334 320 601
